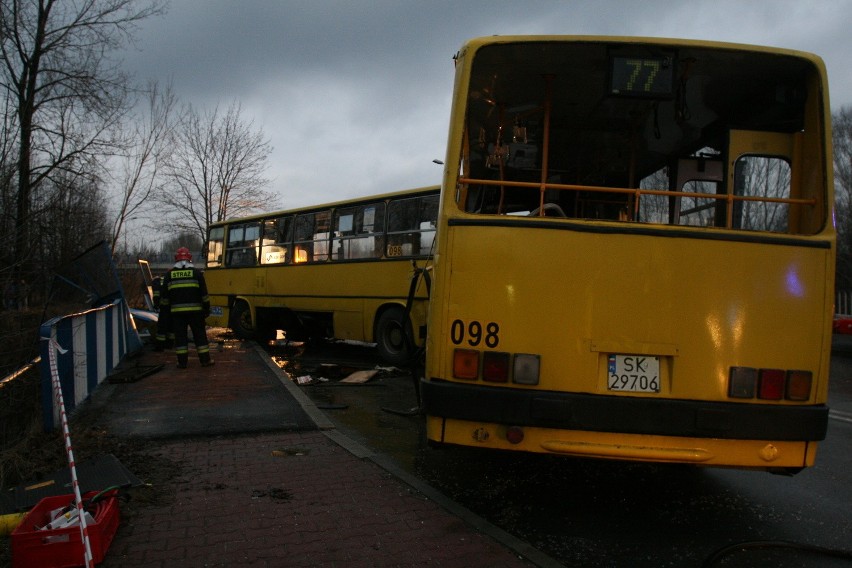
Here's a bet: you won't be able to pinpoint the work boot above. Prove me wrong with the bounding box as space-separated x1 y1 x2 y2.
200 352 214 367
177 353 188 369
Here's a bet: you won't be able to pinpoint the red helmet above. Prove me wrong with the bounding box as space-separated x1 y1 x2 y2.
175 247 192 261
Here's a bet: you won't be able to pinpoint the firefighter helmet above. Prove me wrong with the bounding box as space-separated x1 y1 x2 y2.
175 247 192 261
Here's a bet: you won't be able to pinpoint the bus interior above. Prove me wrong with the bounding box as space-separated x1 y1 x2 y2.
458 40 828 235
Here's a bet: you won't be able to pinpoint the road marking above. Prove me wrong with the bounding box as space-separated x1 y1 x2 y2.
829 409 852 424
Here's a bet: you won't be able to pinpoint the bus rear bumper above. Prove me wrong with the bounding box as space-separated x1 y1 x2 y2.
539 439 714 462
420 379 828 442
426 415 817 470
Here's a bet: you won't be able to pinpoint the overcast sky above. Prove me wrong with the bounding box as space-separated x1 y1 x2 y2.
120 0 852 212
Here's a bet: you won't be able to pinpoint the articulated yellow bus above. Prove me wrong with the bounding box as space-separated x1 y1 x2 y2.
204 186 439 364
422 36 835 473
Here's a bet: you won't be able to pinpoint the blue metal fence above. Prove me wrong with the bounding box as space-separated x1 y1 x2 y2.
39 299 142 430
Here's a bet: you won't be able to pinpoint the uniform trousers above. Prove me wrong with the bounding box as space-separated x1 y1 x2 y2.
172 311 211 366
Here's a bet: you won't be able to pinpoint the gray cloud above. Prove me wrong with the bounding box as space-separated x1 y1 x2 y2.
120 0 852 210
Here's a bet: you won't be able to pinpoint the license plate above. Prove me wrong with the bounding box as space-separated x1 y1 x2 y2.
607 355 660 393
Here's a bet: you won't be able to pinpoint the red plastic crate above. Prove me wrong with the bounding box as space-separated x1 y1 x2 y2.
10 491 120 568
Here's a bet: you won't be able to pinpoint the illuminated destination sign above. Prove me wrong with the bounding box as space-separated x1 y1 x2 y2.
610 55 675 97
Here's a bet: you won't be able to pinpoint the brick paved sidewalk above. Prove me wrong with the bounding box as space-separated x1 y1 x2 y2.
83 332 553 567
101 430 533 567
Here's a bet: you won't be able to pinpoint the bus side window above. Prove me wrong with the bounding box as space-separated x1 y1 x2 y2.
672 158 725 227
293 213 315 263
313 211 331 262
225 222 261 266
418 195 438 255
732 156 791 232
292 210 331 262
207 227 225 267
225 225 245 266
638 158 724 227
261 216 291 264
387 195 437 257
334 204 385 260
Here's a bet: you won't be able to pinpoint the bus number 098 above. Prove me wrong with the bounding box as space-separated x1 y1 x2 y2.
450 319 499 348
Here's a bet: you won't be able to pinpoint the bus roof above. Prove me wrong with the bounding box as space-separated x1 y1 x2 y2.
209 184 440 228
457 35 827 69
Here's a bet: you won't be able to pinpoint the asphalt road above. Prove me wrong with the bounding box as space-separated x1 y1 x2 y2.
269 338 852 568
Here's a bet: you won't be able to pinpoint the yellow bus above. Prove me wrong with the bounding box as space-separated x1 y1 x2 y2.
421 36 835 473
204 186 439 364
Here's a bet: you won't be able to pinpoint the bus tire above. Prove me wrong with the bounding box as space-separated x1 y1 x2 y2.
375 306 412 366
229 300 255 339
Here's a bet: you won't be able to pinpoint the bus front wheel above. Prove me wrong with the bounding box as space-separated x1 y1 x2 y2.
375 306 412 366
229 301 255 339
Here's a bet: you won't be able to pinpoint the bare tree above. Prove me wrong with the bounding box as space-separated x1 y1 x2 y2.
833 106 852 288
109 79 176 254
0 0 165 274
162 101 277 245
736 156 790 232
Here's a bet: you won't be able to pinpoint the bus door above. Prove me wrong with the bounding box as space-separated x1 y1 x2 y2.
671 157 725 227
727 129 799 232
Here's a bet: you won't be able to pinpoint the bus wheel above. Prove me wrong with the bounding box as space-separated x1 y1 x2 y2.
375 307 412 366
229 301 255 339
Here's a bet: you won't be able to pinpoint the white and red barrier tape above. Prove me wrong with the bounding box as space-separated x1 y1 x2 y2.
44 336 95 568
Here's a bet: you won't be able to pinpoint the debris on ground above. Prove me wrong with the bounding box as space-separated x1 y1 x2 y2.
339 369 379 384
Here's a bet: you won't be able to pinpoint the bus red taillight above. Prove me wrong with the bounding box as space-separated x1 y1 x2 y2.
506 426 525 444
453 349 540 384
785 370 813 401
483 352 510 382
758 369 785 400
453 349 479 379
728 367 813 401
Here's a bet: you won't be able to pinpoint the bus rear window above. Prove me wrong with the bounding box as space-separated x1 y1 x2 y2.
457 42 825 235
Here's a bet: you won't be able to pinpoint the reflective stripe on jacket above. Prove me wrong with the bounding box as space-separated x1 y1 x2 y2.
160 263 210 314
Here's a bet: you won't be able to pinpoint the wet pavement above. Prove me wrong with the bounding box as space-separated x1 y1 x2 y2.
78 331 553 567
273 336 852 568
14 330 849 567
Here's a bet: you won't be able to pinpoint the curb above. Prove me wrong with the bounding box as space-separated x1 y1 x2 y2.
257 344 567 568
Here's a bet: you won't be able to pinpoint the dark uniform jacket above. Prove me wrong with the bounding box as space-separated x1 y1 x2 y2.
160 261 210 316
152 276 162 310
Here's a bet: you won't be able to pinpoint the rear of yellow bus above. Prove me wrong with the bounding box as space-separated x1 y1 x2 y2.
423 36 835 473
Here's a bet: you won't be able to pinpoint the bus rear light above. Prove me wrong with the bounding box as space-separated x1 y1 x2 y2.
785 370 812 401
506 426 525 444
757 369 785 400
453 349 479 380
482 351 510 382
729 367 814 401
728 367 756 398
513 353 540 385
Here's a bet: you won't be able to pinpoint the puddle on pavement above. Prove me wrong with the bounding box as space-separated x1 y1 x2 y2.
265 339 428 471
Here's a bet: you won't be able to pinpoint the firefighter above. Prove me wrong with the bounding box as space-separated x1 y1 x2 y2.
160 247 214 368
